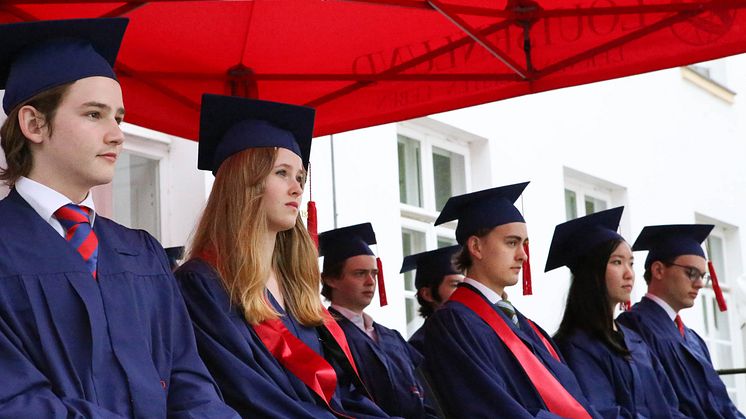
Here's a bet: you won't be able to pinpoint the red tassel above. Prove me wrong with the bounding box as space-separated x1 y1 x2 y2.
307 201 318 249
522 240 532 296
620 301 631 311
376 257 387 307
708 260 728 312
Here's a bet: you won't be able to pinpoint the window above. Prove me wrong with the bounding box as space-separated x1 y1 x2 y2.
401 228 427 336
695 218 744 406
563 170 620 221
397 124 468 213
113 152 161 239
398 135 423 207
397 118 476 338
432 146 466 210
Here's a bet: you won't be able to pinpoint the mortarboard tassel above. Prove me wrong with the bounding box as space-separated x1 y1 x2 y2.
377 257 388 307
708 260 728 312
522 240 532 295
306 163 318 249
307 201 318 248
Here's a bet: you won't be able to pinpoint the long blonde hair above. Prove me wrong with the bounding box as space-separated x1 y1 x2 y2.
187 147 324 326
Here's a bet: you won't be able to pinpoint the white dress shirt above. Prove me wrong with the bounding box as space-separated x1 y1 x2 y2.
463 277 502 304
644 292 678 321
15 176 97 237
330 304 379 342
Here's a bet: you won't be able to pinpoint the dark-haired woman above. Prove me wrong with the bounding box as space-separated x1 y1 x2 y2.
548 207 687 419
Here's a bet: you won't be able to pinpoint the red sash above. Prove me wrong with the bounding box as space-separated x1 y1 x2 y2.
450 287 592 419
252 305 360 416
527 319 561 362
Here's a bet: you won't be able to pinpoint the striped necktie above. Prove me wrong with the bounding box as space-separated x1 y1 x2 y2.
674 314 686 338
496 299 519 326
54 204 99 279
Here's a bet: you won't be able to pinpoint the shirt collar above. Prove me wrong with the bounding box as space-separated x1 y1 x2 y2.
463 277 502 304
644 292 677 321
16 177 97 225
330 304 375 332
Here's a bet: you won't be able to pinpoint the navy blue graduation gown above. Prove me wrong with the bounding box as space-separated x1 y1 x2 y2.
0 189 237 418
175 259 393 418
618 297 745 419
556 325 687 419
329 307 438 419
408 324 426 355
423 283 602 419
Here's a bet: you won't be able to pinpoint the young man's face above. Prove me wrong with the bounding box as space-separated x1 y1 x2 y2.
30 76 124 199
471 222 528 293
654 254 707 312
327 254 378 313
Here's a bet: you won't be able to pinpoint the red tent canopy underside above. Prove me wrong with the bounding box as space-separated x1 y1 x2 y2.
2 0 746 139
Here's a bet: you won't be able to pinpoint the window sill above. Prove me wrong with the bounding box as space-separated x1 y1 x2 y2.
681 67 736 104
400 203 457 229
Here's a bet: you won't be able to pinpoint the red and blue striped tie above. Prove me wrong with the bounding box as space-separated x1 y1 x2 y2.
55 204 99 279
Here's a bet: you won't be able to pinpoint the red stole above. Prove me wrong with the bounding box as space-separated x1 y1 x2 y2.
252 306 359 416
449 286 592 419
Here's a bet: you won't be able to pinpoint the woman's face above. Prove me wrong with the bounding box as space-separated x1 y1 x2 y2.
261 147 305 233
605 241 635 306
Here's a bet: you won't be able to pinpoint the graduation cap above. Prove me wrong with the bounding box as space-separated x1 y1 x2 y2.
400 245 462 290
319 222 388 306
0 18 128 114
198 94 314 174
434 182 529 244
633 224 726 311
633 224 713 270
545 207 625 272
435 181 534 295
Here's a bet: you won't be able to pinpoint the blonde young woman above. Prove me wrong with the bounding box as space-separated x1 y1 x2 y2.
175 94 391 418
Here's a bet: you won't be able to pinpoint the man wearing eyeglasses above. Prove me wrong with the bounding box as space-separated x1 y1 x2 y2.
619 224 745 419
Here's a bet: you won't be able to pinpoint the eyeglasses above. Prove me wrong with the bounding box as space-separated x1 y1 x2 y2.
666 263 710 284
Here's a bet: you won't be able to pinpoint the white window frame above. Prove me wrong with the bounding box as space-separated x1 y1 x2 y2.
96 124 170 242
694 219 745 408
397 118 475 337
398 121 471 220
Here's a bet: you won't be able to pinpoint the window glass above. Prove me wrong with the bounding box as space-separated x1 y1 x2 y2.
565 189 577 220
398 135 423 207
113 152 160 239
432 146 466 210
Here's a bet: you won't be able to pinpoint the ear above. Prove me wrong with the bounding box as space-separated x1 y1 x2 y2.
419 287 435 304
650 261 666 283
322 275 339 291
17 105 47 144
467 235 482 261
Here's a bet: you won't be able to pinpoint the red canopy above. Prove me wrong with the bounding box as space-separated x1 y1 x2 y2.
2 1 746 139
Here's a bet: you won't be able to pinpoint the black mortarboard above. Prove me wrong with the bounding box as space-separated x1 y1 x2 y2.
400 245 461 289
318 223 377 272
632 224 714 270
545 207 625 272
198 94 314 174
0 18 128 114
434 182 529 244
